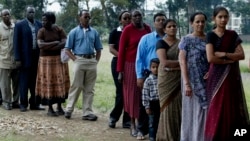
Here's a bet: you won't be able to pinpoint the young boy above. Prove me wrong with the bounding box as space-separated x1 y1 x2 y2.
142 58 160 141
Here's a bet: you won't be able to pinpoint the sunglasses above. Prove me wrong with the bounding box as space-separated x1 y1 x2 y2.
123 17 131 20
83 16 91 19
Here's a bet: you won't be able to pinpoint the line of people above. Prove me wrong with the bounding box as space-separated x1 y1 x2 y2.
0 6 102 122
108 7 249 141
0 4 249 141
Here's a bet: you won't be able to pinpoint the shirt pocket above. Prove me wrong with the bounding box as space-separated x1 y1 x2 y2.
0 35 9 55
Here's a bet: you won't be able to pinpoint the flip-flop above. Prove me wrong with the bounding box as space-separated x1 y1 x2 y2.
136 132 145 140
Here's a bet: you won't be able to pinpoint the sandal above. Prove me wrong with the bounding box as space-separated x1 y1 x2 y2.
130 128 138 137
136 132 145 140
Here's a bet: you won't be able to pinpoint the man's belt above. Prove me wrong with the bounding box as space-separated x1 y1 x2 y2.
75 54 96 59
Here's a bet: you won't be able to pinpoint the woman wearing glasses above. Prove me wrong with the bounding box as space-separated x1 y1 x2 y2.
108 11 131 129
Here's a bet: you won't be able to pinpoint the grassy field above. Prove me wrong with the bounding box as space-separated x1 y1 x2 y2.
71 43 250 114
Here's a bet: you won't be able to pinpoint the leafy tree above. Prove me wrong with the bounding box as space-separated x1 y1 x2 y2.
0 0 46 20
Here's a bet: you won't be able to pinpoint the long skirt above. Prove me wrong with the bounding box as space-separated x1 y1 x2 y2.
36 55 70 105
123 61 141 119
156 68 182 141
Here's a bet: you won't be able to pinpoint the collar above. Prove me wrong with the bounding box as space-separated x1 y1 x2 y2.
117 26 122 31
153 31 166 38
1 21 14 29
149 73 157 79
26 18 35 25
79 25 91 31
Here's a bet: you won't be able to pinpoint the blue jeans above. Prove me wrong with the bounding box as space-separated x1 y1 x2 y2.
148 100 160 140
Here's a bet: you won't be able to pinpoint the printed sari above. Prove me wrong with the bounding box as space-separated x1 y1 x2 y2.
205 30 250 141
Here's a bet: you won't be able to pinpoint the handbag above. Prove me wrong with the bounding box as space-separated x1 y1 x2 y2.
61 48 70 63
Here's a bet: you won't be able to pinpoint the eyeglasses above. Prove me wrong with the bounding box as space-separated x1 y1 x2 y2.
123 17 131 20
83 16 91 19
133 14 142 17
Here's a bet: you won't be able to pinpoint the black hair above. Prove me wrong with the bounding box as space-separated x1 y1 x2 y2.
190 11 207 23
42 12 56 24
150 58 160 67
163 19 177 28
79 9 89 17
118 10 129 21
213 6 229 17
153 12 167 22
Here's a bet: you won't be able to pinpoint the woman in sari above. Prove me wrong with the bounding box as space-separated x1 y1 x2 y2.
205 6 249 141
179 12 209 141
36 12 70 116
156 19 181 141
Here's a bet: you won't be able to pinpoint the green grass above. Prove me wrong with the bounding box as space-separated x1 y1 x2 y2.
75 44 250 114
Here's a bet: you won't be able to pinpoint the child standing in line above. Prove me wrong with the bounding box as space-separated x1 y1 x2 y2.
142 58 160 141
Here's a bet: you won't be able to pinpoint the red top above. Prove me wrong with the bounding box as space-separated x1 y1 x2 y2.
117 23 151 72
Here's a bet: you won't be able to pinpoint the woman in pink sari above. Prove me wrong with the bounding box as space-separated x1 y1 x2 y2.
205 6 249 141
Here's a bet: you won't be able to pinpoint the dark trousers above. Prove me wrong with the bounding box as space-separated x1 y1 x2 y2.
148 100 160 139
109 57 130 124
138 101 149 135
19 52 41 108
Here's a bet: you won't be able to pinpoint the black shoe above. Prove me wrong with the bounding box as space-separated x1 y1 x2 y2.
12 103 19 109
47 110 58 117
0 100 2 105
56 108 65 115
109 121 116 128
30 105 45 110
20 106 27 112
122 121 131 129
65 112 71 119
82 114 98 121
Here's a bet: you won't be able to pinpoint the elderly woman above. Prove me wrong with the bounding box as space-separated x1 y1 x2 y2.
36 12 70 116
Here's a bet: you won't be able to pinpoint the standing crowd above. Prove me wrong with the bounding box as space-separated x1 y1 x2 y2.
108 6 249 141
0 4 249 141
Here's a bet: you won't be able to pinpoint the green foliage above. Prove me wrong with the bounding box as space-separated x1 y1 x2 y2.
0 0 44 20
56 1 78 33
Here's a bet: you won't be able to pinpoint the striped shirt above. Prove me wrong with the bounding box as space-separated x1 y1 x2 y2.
142 74 159 109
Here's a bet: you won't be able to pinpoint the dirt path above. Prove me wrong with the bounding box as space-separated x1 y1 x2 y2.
0 108 140 141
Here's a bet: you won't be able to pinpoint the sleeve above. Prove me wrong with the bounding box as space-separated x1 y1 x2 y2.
94 30 103 51
37 28 44 40
136 35 147 79
13 23 21 61
142 78 150 109
156 39 169 50
59 27 67 40
108 29 115 44
65 29 75 49
117 27 129 72
178 36 187 51
233 31 242 46
206 32 214 44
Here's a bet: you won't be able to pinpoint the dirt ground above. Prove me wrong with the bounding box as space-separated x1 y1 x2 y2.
0 107 144 141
